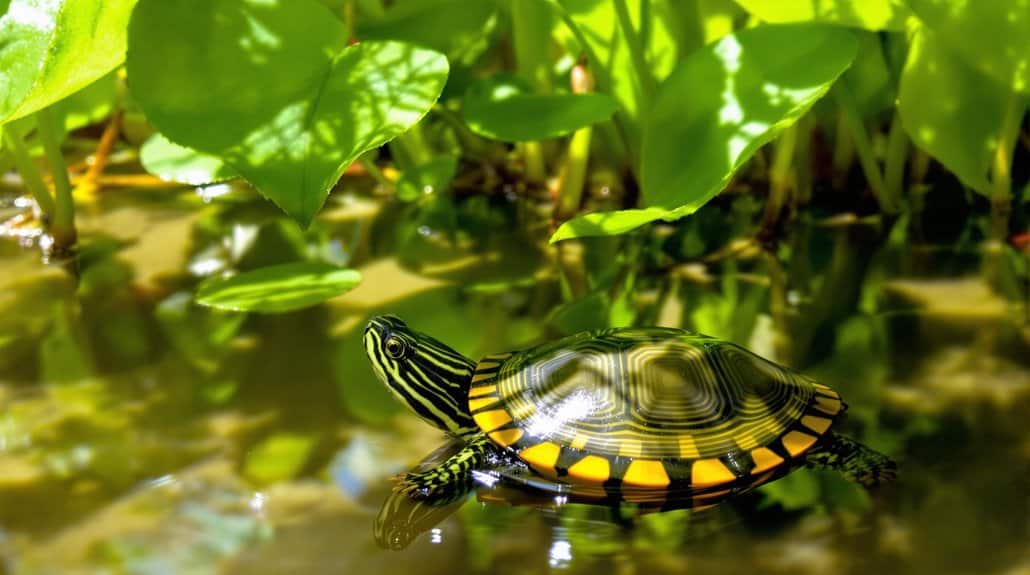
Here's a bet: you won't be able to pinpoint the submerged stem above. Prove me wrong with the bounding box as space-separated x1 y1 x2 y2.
36 108 77 250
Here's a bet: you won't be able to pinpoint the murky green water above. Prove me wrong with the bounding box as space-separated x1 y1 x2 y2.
0 182 1027 574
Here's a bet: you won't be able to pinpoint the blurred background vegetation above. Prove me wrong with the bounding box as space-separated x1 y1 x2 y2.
0 0 1028 573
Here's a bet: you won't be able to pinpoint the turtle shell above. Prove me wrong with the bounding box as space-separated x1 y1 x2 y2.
467 327 844 492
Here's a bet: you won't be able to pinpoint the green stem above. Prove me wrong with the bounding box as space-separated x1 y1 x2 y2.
397 125 432 167
986 92 1026 282
831 107 854 177
511 0 553 183
760 125 797 229
833 84 895 214
613 0 655 105
556 126 592 221
1 124 56 215
36 108 77 248
883 110 909 209
358 153 393 192
521 142 546 183
665 0 704 59
795 114 814 205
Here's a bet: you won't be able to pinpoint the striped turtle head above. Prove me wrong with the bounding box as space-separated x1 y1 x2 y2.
364 315 478 435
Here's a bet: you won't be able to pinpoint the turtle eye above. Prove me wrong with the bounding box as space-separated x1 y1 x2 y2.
384 337 407 359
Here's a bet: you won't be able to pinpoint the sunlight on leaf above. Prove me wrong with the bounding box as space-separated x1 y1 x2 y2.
0 0 136 124
463 73 618 142
195 262 362 313
898 27 1007 196
128 0 449 226
551 24 857 241
734 0 910 30
642 25 857 215
902 0 1030 94
550 207 688 242
140 134 239 186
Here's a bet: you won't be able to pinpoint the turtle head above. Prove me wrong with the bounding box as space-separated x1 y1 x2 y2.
364 315 478 435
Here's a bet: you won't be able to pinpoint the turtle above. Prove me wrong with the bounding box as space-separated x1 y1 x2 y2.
364 315 896 502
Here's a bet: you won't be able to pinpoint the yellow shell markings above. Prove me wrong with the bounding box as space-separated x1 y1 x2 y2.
468 328 845 489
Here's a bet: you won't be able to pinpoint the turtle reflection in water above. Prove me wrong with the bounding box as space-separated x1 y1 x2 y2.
363 316 896 511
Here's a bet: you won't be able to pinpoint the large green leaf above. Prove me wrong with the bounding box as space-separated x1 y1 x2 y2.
463 73 618 142
902 0 1030 94
127 0 448 226
554 24 857 241
0 0 136 124
195 262 362 313
357 0 496 58
733 0 910 30
140 134 238 186
643 24 857 211
897 28 1011 196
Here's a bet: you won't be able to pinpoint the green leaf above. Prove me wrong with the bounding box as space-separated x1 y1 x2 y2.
195 262 362 313
127 0 449 226
140 133 238 186
897 28 1010 196
642 25 857 211
0 0 136 124
463 73 618 142
357 0 496 58
551 25 858 242
733 0 910 30
550 207 687 242
396 155 458 201
902 0 1030 94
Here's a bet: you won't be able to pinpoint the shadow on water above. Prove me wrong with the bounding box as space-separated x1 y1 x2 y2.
0 170 1027 574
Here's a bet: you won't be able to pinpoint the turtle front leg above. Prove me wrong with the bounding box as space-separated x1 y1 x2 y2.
396 434 496 500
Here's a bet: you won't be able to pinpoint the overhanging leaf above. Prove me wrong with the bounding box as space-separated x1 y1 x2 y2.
140 134 238 186
127 0 449 226
733 0 910 30
195 262 362 313
553 24 858 241
0 0 136 124
902 0 1030 94
463 73 618 142
644 24 858 212
897 27 1009 196
550 207 689 243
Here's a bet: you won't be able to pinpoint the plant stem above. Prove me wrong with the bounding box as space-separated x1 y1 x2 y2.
759 125 797 231
833 84 895 214
511 0 553 183
831 107 854 177
35 108 77 249
883 110 909 209
665 0 704 59
76 110 122 197
613 0 655 105
985 91 1027 283
794 114 814 205
358 153 394 192
555 62 595 221
1 124 56 215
